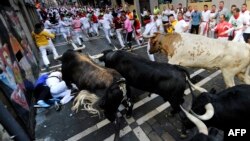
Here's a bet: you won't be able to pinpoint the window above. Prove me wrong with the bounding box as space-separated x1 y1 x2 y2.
159 0 172 4
189 0 212 3
125 0 134 5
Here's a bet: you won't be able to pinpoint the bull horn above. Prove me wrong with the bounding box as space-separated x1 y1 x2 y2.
88 53 104 59
191 103 215 121
180 105 208 135
142 34 156 38
186 79 208 93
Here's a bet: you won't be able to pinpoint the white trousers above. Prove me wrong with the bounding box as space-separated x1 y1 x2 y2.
73 31 84 45
199 22 208 36
147 41 155 61
233 30 245 43
39 41 59 66
116 28 125 47
103 28 111 44
50 81 71 98
135 29 143 46
93 23 99 35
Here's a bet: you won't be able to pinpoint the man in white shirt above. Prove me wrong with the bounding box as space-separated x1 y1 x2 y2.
99 14 112 45
80 14 91 37
226 8 245 42
184 6 193 33
143 16 157 61
241 3 250 43
155 15 164 33
175 12 189 33
200 5 210 36
44 17 56 34
162 6 170 24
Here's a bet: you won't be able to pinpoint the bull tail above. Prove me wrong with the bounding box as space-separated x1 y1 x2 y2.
72 90 100 117
174 65 208 93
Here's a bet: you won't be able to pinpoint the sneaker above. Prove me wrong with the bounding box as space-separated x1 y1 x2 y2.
37 100 50 108
82 44 86 49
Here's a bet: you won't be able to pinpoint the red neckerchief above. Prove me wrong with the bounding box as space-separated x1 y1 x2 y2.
234 14 239 19
178 17 183 21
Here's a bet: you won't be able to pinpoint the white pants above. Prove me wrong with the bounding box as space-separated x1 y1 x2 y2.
39 42 59 66
233 30 245 43
135 29 143 46
199 22 208 36
209 22 216 38
103 28 111 44
93 23 99 35
116 28 125 47
72 30 84 45
147 41 155 61
50 81 70 98
60 28 71 41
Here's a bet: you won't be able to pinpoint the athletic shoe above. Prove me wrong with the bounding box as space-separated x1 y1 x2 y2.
37 100 50 108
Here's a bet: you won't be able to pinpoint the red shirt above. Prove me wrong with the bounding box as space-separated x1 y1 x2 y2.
92 15 98 23
214 21 232 37
134 19 141 30
113 17 122 29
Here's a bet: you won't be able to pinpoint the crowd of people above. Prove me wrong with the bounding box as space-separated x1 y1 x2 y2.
151 1 250 43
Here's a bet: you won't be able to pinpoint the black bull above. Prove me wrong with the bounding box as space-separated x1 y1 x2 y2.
183 84 250 132
98 50 198 114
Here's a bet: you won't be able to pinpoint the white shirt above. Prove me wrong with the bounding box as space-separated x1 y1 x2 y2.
184 10 193 21
46 72 62 88
141 10 148 17
80 17 90 29
44 20 53 29
162 9 170 22
143 22 158 36
99 17 112 29
174 20 188 33
229 14 244 30
241 10 250 33
201 10 211 22
156 17 164 32
170 10 177 19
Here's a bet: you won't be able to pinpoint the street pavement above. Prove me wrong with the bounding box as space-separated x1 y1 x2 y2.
35 30 240 141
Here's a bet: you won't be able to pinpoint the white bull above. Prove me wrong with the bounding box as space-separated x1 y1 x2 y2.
146 32 250 87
